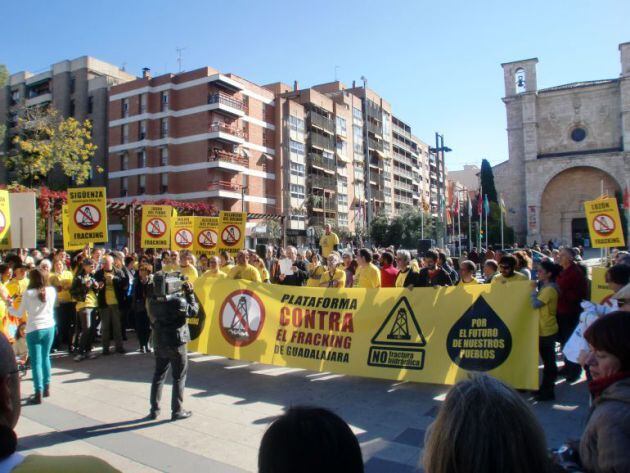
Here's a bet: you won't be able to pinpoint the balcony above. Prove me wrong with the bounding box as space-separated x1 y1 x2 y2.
368 138 384 153
309 133 335 151
310 216 337 227
371 189 385 201
393 180 415 192
308 112 335 134
311 174 337 191
368 121 383 137
209 149 249 168
309 153 336 173
208 180 242 193
208 123 245 145
208 92 246 117
366 102 381 120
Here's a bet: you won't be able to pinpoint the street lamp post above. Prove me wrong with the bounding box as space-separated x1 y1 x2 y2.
241 186 248 212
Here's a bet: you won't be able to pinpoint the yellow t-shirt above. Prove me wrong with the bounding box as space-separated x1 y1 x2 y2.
162 263 178 273
354 263 381 288
76 289 98 311
410 260 420 273
491 272 528 284
50 270 74 304
228 264 262 282
395 269 410 288
320 268 346 287
13 454 122 472
319 232 340 258
536 285 559 337
220 263 235 275
307 265 325 287
180 265 198 283
459 278 479 286
258 266 270 282
202 269 226 279
7 278 29 310
103 272 117 306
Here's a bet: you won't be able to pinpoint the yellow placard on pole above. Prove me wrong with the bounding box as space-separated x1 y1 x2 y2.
67 187 108 244
194 216 219 256
217 211 246 256
62 205 84 251
584 197 626 248
189 280 539 390
141 205 172 249
0 190 11 249
591 266 614 304
171 215 195 252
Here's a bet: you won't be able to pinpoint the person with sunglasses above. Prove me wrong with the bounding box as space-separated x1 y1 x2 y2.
491 255 528 285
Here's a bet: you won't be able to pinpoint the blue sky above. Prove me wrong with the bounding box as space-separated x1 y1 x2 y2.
2 0 628 170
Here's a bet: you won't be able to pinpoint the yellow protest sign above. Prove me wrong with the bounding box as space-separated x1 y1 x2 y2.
62 205 84 251
0 190 11 249
218 211 246 256
171 215 195 251
591 266 614 304
584 197 626 248
141 205 172 249
194 216 219 255
67 187 108 244
189 280 538 390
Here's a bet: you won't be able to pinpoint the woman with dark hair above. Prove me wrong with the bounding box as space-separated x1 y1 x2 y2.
423 375 552 473
6 269 56 404
580 311 630 473
70 259 100 362
132 263 153 354
530 260 562 401
259 406 363 473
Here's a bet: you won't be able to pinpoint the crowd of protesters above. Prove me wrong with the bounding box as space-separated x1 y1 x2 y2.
0 224 629 471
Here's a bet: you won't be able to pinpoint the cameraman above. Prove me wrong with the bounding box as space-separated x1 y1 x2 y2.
146 272 199 421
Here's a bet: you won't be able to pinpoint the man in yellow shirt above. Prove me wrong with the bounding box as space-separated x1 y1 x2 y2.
201 256 227 279
95 255 127 355
227 250 262 282
492 254 528 285
319 224 340 258
319 253 346 288
162 251 179 273
354 249 381 288
394 250 420 288
219 250 235 275
179 251 198 283
458 260 479 286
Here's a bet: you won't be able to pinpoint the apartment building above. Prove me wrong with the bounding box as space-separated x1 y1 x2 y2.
107 67 279 221
0 56 135 187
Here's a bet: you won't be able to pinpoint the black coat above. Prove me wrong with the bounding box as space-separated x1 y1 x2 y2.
94 268 128 308
397 268 423 287
147 290 199 348
418 267 453 287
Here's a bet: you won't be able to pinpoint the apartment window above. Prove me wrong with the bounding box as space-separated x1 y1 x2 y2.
160 173 168 193
354 167 364 181
139 120 147 140
120 152 129 171
122 124 129 143
160 147 169 166
122 99 129 117
335 116 347 137
137 175 146 194
140 93 148 113
289 115 305 133
290 184 305 199
138 149 147 168
322 150 334 161
338 213 349 226
160 118 168 137
10 89 20 103
290 162 305 177
336 140 347 156
121 177 128 196
338 195 348 206
161 91 169 111
87 96 93 114
289 139 305 156
70 77 76 94
353 107 362 124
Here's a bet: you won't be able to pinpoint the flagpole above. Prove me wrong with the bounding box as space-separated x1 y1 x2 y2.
457 196 462 257
479 185 483 251
468 194 472 252
485 195 488 250
500 202 504 251
421 204 424 240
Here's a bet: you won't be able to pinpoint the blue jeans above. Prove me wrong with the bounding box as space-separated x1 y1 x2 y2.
26 326 55 393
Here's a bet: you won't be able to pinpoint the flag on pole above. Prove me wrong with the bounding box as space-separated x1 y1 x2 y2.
467 194 472 216
624 185 630 210
483 194 490 215
454 197 460 216
477 192 483 216
500 194 506 214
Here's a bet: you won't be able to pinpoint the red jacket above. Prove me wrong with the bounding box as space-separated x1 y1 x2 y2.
556 262 588 316
380 263 399 288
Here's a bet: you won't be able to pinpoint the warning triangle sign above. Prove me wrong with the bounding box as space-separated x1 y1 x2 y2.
371 297 426 348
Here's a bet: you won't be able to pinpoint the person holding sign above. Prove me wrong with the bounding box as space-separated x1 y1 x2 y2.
319 224 340 258
94 256 128 355
319 253 346 288
492 255 528 285
353 249 381 288
219 251 234 275
306 253 325 287
458 261 479 286
178 252 198 284
395 250 421 289
227 251 261 282
200 256 226 280
277 246 308 286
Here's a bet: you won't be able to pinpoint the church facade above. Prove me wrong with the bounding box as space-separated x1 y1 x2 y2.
494 42 630 246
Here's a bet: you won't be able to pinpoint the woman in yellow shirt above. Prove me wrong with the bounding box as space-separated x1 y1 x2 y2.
50 259 76 352
0 264 12 340
306 254 325 287
250 254 271 283
71 260 100 361
530 260 561 401
457 260 479 286
220 250 235 275
319 254 346 288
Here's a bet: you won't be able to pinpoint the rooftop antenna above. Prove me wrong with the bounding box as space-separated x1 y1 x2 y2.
176 47 186 73
121 62 127 72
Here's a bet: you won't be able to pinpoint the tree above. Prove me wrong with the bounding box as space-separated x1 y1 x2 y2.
480 158 498 203
0 64 8 87
6 107 98 187
369 214 389 246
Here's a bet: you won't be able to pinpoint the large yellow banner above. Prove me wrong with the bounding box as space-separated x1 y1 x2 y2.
171 215 195 252
141 205 172 249
67 187 108 244
584 197 626 248
217 211 246 257
0 190 11 249
194 216 219 255
62 205 84 251
189 279 539 390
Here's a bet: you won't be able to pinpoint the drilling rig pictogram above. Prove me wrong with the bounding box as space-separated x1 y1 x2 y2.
387 307 411 340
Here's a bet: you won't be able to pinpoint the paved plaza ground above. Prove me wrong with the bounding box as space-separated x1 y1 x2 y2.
15 341 590 472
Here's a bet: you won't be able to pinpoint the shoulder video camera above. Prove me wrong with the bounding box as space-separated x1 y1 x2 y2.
151 271 191 301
